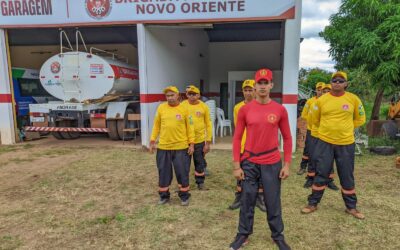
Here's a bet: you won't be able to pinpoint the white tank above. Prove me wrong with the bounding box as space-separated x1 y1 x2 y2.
39 52 139 102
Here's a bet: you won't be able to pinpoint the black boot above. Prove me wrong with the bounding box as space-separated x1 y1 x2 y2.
303 177 313 188
256 193 266 212
229 192 241 210
327 180 339 191
297 167 307 175
274 239 291 250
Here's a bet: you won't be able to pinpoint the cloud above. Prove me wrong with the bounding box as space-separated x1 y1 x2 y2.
300 37 336 71
301 0 340 38
300 0 340 70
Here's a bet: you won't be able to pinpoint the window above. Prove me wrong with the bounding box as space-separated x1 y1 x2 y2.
17 78 51 97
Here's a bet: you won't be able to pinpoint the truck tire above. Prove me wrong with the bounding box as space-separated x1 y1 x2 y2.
107 120 120 140
369 146 397 156
117 108 134 140
58 121 81 139
52 132 64 140
60 132 81 139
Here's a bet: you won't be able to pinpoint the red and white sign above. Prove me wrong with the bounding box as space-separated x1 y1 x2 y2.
0 0 296 28
85 0 112 20
90 64 104 74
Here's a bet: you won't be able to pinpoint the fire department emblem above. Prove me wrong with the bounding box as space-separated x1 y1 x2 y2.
176 114 182 120
260 70 267 76
342 104 349 111
267 113 278 124
196 111 202 117
50 62 60 74
85 0 112 20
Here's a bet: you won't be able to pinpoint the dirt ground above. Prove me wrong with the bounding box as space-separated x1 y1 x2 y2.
0 136 399 249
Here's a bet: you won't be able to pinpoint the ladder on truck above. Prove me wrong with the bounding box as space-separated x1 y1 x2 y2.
59 30 89 103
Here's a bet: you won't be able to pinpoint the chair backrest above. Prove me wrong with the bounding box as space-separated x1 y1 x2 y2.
206 100 217 121
217 108 225 122
128 114 141 121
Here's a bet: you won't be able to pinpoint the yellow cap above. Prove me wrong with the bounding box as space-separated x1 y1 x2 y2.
316 82 325 89
163 86 179 94
187 85 200 94
242 79 255 89
186 85 195 90
332 71 348 81
323 84 332 90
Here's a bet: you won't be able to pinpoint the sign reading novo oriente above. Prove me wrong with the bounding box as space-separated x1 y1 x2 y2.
0 0 295 27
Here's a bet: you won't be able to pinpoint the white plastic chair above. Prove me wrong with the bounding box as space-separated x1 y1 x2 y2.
216 108 232 137
205 100 217 144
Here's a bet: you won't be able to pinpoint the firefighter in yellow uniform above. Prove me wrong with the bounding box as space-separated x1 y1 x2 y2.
302 72 366 219
297 82 325 176
150 86 195 206
304 83 339 190
229 80 266 212
181 86 212 190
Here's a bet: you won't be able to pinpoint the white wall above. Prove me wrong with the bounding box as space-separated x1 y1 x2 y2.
139 25 209 146
282 0 302 152
0 29 16 145
208 40 282 93
145 26 209 93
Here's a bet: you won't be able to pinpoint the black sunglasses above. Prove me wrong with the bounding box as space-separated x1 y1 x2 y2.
331 79 346 84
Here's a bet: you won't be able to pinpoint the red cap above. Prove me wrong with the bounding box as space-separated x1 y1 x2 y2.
255 68 273 83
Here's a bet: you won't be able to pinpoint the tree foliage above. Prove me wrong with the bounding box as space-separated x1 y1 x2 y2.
299 68 331 90
321 0 400 120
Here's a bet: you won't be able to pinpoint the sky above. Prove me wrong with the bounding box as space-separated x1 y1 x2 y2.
300 0 341 71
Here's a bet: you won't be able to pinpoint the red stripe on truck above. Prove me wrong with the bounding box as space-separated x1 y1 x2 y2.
110 65 139 80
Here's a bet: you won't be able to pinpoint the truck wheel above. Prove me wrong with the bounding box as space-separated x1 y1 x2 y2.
60 132 81 139
107 120 120 140
117 108 134 140
58 121 81 139
52 132 64 140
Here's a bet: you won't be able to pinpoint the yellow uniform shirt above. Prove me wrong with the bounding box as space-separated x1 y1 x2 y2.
301 97 317 130
150 102 195 150
312 92 366 145
234 101 247 153
182 101 212 144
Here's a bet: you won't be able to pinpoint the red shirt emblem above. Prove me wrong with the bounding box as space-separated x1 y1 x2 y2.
267 113 278 124
176 114 182 120
342 104 349 111
196 111 202 117
85 0 112 19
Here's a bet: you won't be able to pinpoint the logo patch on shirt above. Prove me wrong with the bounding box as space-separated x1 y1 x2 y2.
342 104 349 111
267 113 278 124
176 114 182 120
358 104 365 116
196 111 202 117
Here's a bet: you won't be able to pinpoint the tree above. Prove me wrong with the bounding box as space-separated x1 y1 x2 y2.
321 0 400 120
299 67 331 90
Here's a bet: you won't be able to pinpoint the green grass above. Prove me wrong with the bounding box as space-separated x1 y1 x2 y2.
0 145 398 249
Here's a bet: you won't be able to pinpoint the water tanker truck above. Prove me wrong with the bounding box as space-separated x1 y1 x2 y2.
26 30 140 140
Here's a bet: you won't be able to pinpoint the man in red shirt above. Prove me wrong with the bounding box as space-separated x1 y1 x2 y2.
229 69 292 250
